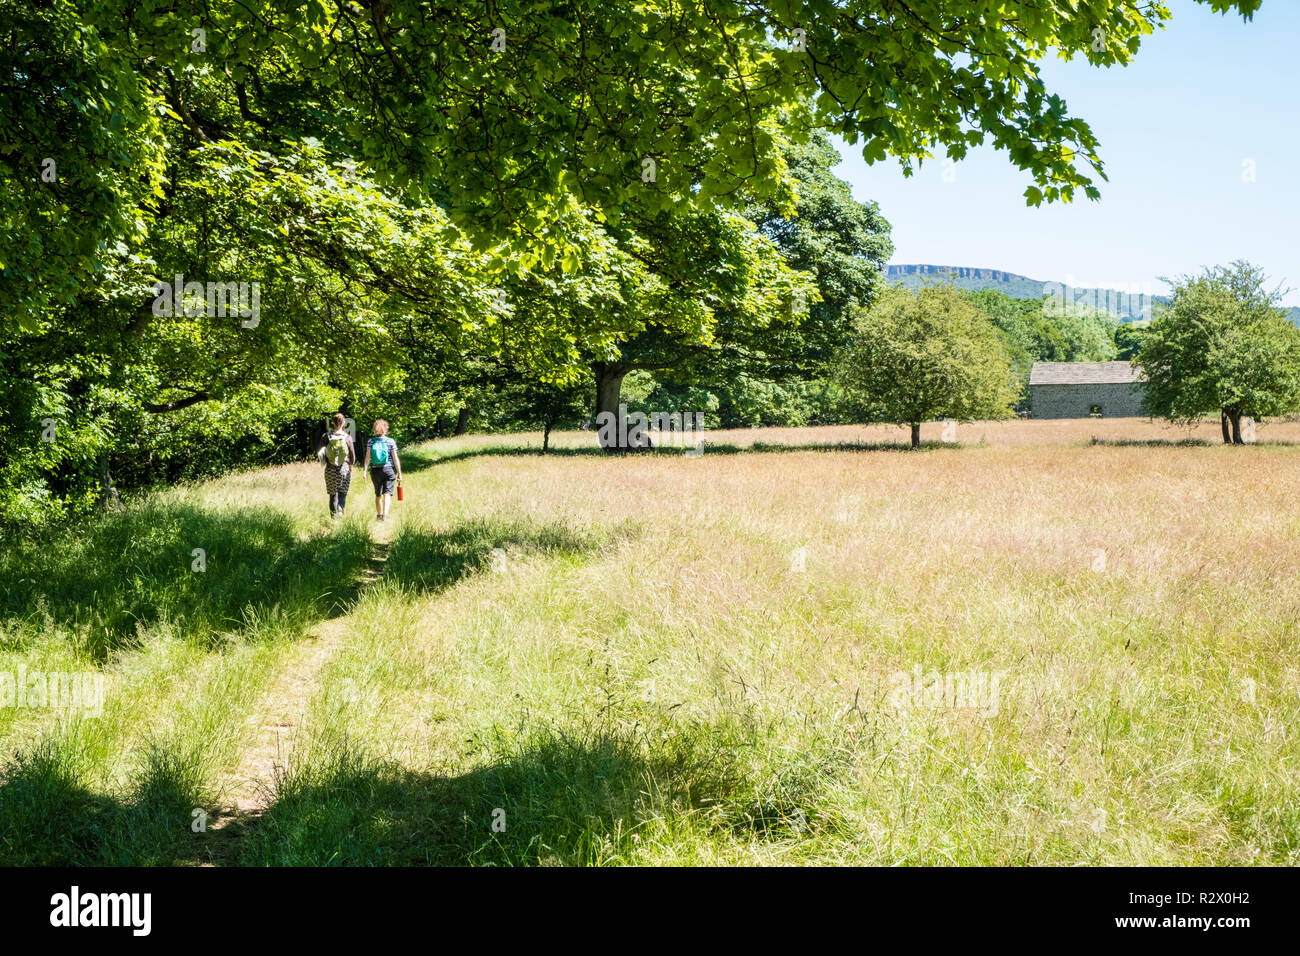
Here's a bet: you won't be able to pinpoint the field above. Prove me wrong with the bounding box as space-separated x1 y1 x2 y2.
2 418 1299 865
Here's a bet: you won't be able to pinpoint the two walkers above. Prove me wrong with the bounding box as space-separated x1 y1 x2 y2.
318 414 403 520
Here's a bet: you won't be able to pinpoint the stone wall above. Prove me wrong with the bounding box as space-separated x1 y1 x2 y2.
1030 382 1146 419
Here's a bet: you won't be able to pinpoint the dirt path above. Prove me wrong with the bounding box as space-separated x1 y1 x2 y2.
203 519 395 854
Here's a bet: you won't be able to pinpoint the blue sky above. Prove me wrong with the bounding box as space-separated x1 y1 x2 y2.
831 0 1300 306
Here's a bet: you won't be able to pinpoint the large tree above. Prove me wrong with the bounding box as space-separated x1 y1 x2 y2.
736 131 894 376
0 0 1269 519
1 131 501 522
623 131 895 429
1135 262 1300 444
837 284 1019 448
584 205 815 439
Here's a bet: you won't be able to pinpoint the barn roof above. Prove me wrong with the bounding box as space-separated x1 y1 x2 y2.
1029 361 1145 386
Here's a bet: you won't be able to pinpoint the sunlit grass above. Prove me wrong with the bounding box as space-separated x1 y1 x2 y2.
2 421 1298 864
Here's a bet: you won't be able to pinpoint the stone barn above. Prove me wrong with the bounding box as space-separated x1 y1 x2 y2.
1029 362 1146 419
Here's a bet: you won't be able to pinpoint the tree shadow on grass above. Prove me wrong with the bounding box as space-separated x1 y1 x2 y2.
0 715 852 866
0 501 613 661
382 450 440 474
1089 437 1300 448
0 722 739 866
382 516 631 594
1088 437 1213 448
0 502 374 661
223 718 849 865
228 729 740 866
419 439 966 467
0 738 211 866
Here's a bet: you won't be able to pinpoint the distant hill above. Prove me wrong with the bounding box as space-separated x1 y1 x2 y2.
887 264 1035 284
887 264 1051 302
886 264 1300 326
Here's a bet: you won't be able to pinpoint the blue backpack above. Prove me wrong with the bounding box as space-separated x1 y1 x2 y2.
369 437 391 467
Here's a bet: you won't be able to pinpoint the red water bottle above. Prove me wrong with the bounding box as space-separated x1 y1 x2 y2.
397 482 404 501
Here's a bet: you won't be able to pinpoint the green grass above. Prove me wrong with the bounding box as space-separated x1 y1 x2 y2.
2 429 1298 865
0 500 373 660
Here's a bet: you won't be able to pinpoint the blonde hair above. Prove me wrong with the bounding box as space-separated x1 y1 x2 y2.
372 419 389 436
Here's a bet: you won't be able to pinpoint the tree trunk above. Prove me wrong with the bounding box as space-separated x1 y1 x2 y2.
910 422 921 449
593 362 629 451
1221 410 1232 444
542 420 552 454
1230 410 1244 445
454 405 471 436
594 364 627 420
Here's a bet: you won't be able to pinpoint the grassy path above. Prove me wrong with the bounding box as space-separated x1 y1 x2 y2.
217 521 396 819
217 620 349 816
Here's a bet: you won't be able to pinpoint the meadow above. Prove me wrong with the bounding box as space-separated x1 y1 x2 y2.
2 418 1298 865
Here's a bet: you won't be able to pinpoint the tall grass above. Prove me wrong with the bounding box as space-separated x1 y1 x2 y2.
2 425 1298 865
0 498 372 660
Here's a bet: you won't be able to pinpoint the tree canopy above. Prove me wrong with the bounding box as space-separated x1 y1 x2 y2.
0 0 1269 524
836 284 1019 447
1135 261 1300 444
5 0 1265 323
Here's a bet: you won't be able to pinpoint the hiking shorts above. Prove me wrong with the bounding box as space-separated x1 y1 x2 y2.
370 465 397 496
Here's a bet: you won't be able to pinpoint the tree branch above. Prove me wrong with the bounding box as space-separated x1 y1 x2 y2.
142 390 212 413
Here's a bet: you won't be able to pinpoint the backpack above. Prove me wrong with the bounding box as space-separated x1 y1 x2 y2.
326 434 348 467
369 437 391 467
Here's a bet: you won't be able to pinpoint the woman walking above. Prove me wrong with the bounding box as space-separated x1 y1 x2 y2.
318 412 355 517
364 419 402 521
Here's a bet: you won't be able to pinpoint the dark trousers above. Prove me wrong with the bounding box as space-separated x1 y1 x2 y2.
329 491 348 514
